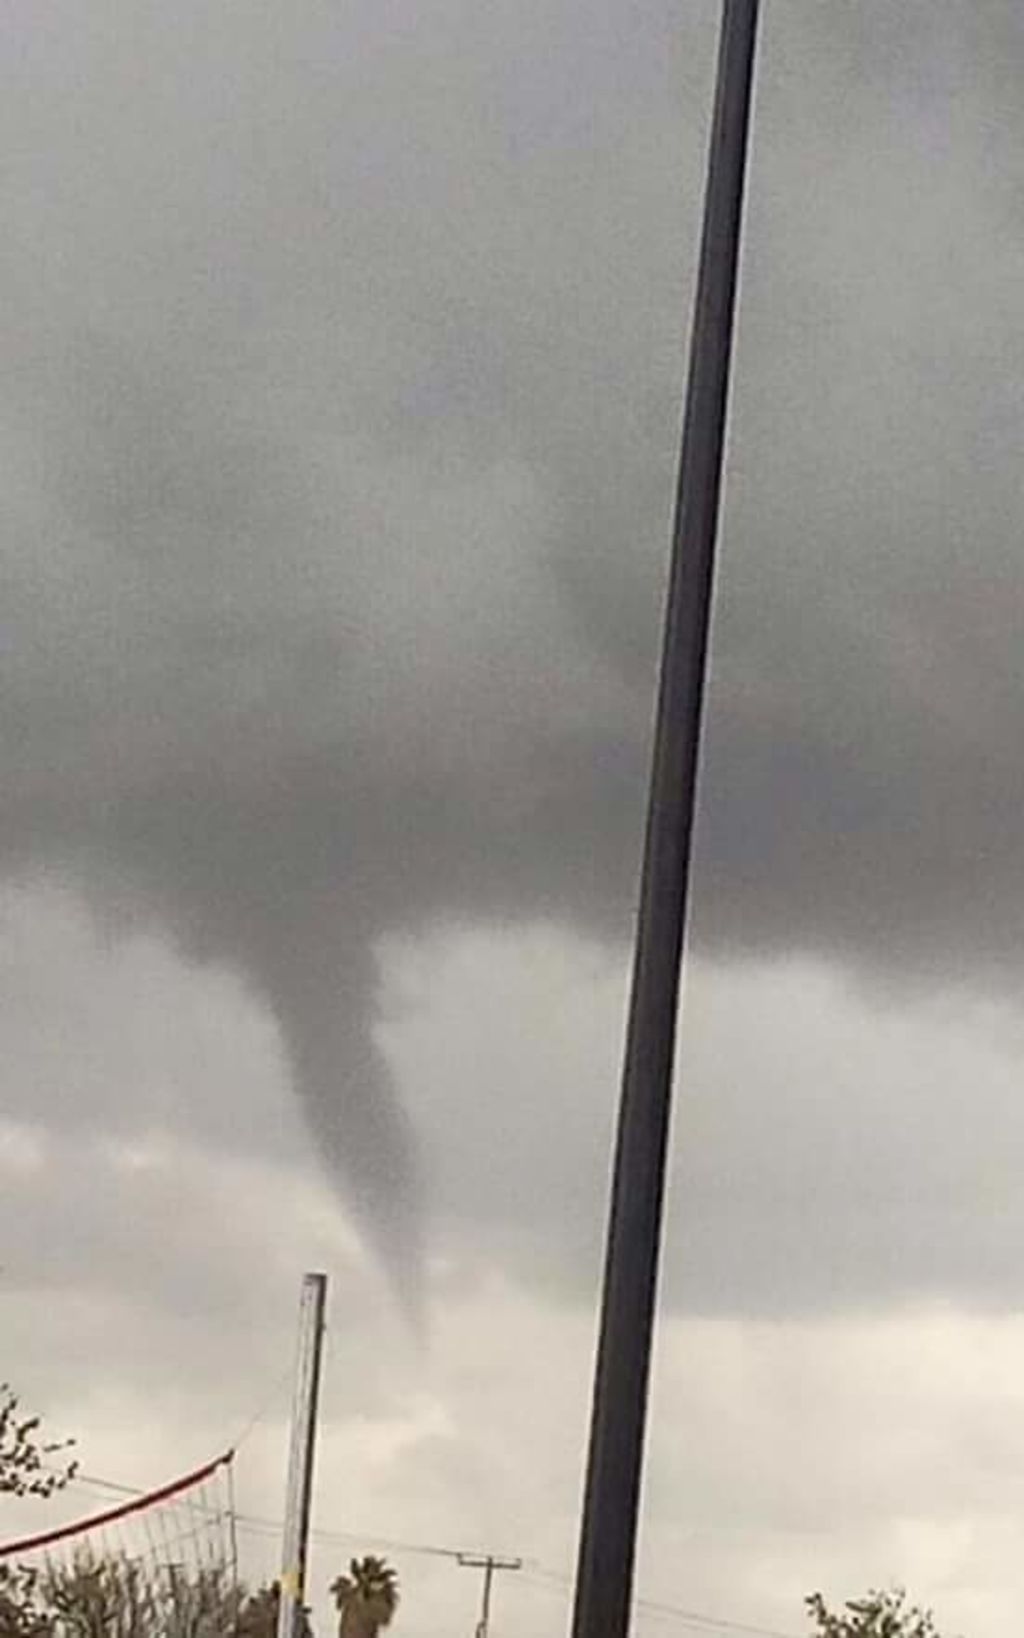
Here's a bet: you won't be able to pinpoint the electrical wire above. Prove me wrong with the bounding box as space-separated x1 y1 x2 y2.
55 1463 798 1638
517 1564 799 1638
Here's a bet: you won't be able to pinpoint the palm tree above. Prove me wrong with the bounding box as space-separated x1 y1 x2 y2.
330 1558 399 1638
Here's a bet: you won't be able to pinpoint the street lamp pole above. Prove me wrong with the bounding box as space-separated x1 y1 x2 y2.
569 5 762 1636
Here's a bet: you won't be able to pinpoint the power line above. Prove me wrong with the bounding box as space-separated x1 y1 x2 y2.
234 1509 465 1563
58 1466 795 1638
60 1479 464 1563
636 1596 798 1638
520 1565 798 1638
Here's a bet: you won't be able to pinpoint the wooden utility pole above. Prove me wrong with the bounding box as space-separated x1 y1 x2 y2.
457 1552 522 1638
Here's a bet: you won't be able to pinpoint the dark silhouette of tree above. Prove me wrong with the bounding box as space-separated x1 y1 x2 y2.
0 1551 289 1638
237 1580 312 1638
0 1564 52 1638
806 1589 950 1638
331 1558 399 1638
0 1386 77 1500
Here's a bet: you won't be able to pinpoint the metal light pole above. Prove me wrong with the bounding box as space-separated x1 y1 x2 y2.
276 1273 328 1638
570 4 761 1637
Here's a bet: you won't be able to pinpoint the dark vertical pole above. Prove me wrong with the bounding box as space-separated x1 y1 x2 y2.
570 5 761 1638
479 1560 494 1638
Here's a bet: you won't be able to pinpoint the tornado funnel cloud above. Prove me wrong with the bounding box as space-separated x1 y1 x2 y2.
243 911 423 1313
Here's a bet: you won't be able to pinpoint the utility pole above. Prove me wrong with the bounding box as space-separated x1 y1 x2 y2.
570 5 761 1638
276 1273 328 1638
457 1553 522 1638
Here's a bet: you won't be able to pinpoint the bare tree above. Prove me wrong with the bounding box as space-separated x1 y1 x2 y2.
806 1589 952 1638
0 1387 77 1501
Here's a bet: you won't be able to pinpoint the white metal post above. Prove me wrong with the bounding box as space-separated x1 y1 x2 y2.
276 1272 328 1638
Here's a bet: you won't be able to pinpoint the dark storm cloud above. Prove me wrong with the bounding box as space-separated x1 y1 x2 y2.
4 0 1024 1278
378 933 1024 1318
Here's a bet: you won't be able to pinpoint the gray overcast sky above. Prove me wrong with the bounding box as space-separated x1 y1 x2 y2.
3 3 1024 1636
